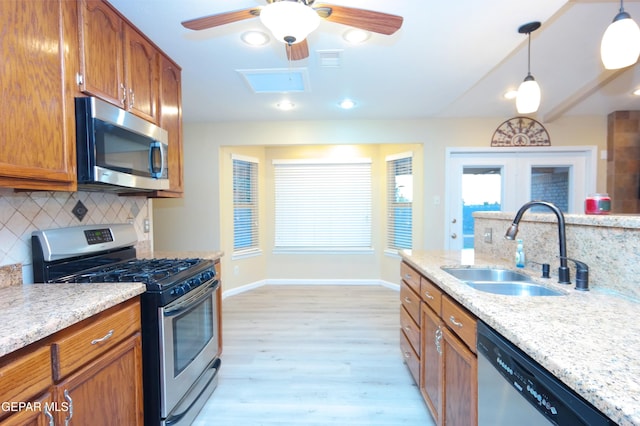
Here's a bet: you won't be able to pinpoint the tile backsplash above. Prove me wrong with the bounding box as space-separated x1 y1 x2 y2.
0 188 152 284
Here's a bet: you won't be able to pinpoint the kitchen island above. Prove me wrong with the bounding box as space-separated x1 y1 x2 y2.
401 249 640 426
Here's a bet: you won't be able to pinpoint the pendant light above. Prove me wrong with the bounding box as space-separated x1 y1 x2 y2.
601 0 640 69
516 21 542 114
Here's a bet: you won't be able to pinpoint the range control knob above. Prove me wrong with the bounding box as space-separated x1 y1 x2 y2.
201 270 215 281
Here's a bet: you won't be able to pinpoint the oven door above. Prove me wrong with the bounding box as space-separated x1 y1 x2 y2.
160 278 220 418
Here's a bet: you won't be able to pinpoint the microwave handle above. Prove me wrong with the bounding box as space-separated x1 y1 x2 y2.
149 141 165 178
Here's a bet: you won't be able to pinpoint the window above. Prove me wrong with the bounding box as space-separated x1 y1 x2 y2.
386 153 413 251
273 159 372 252
232 155 259 255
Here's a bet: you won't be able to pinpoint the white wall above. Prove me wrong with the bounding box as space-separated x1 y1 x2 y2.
153 116 608 290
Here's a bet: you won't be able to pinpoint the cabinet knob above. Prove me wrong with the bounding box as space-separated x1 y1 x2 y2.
450 233 457 239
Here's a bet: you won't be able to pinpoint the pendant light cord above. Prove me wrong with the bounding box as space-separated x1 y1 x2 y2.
527 32 532 77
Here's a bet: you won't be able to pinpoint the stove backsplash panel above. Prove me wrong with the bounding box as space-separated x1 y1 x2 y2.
0 188 152 285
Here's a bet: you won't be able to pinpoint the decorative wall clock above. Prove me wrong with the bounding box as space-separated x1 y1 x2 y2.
491 117 551 147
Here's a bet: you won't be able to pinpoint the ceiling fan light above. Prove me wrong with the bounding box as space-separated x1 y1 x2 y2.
241 31 270 46
516 75 541 114
601 12 640 69
343 29 370 44
259 1 320 45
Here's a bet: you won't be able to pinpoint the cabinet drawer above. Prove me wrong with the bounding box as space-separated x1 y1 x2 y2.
400 331 420 385
400 282 420 325
400 305 420 356
0 345 51 409
401 262 421 294
442 296 477 353
52 299 141 380
420 277 442 315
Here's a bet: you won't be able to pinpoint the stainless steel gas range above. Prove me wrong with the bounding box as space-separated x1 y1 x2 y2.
32 224 221 426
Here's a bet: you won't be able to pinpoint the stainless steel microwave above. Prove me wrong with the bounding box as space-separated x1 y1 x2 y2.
75 97 170 192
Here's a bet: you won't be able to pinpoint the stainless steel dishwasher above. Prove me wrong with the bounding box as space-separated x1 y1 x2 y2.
477 321 615 425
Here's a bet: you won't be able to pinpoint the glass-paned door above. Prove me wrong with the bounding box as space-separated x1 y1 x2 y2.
462 167 502 249
446 148 595 250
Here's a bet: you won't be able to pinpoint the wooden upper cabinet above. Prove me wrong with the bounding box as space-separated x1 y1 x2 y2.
77 0 124 108
0 0 77 191
78 0 158 123
157 55 184 195
125 27 158 123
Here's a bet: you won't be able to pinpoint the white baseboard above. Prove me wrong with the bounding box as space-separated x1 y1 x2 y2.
221 279 399 299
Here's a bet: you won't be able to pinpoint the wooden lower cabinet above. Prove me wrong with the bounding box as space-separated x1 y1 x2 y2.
421 304 443 425
54 334 143 426
401 261 478 426
0 298 143 426
442 326 478 426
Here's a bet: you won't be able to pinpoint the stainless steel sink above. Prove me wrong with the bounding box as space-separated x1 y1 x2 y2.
464 281 564 296
441 267 530 282
441 267 565 296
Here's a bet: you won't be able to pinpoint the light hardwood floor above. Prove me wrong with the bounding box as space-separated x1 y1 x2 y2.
193 285 434 426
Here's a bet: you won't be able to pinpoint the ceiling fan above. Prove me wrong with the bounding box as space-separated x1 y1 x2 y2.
181 0 403 61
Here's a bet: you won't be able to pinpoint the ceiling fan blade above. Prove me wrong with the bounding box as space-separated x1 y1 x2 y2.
314 3 403 35
181 7 260 31
286 39 309 61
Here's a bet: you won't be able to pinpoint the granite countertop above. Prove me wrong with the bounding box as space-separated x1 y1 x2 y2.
137 250 224 261
0 283 146 358
401 249 640 426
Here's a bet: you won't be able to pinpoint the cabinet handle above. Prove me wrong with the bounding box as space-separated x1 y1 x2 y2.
120 83 127 106
129 88 135 109
403 351 411 359
44 405 54 426
403 325 412 333
434 327 443 355
403 297 412 304
404 273 412 281
449 315 464 328
423 291 434 300
91 329 114 345
64 389 73 426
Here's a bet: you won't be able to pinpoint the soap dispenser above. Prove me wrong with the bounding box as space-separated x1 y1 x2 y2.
515 239 525 268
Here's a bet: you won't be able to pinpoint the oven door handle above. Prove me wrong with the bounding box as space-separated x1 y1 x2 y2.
164 279 219 317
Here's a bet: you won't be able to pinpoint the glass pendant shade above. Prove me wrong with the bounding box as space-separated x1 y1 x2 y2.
516 75 541 114
600 11 640 69
259 1 320 45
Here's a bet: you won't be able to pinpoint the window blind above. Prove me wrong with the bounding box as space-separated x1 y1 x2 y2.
386 152 413 250
232 154 259 255
273 159 372 251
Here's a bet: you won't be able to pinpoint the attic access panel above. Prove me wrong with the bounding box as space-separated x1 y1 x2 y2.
237 68 311 93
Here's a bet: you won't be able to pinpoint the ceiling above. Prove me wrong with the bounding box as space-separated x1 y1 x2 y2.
107 0 640 124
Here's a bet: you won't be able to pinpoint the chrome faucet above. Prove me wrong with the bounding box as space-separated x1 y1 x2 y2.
504 201 571 284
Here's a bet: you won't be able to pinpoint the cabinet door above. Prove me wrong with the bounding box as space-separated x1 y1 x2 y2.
0 392 55 426
125 27 158 122
55 334 143 426
421 304 443 426
0 0 76 191
158 55 184 195
78 0 125 107
442 327 477 426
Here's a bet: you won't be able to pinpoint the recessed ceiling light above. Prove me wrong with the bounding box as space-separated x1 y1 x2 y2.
633 88 640 96
276 101 295 111
241 31 270 46
343 29 370 44
503 89 518 100
339 99 356 109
